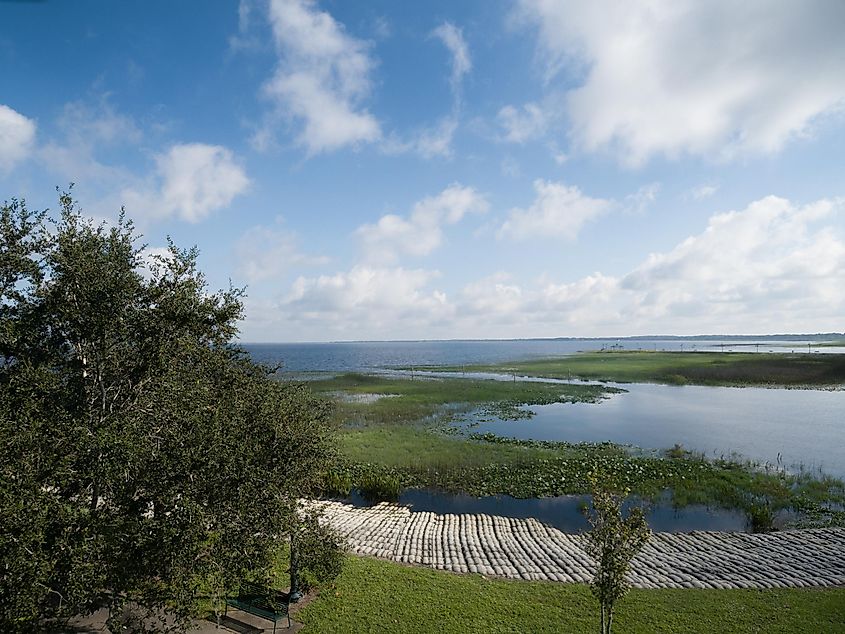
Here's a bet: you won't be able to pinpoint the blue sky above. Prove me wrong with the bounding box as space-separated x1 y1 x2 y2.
1 0 844 342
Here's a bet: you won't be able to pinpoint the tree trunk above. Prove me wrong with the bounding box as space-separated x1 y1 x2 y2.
90 481 100 512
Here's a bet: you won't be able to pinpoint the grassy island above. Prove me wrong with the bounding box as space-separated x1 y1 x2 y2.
412 350 845 387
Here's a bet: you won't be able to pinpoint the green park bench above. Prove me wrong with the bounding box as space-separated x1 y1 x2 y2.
225 581 292 632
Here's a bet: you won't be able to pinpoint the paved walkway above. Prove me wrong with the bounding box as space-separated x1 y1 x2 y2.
316 501 845 590
63 606 303 633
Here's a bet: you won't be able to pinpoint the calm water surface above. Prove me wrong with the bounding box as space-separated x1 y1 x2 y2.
242 338 845 374
463 383 845 476
347 489 748 533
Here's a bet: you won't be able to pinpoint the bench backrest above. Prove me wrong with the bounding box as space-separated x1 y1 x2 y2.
237 581 288 614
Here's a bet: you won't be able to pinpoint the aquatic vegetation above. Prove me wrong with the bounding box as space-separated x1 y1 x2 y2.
476 402 536 420
312 372 618 428
746 499 775 533
418 351 845 387
324 432 845 528
665 443 690 460
315 372 845 528
322 468 353 497
357 471 402 502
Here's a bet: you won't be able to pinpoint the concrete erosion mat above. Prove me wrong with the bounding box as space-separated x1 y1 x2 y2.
315 500 845 590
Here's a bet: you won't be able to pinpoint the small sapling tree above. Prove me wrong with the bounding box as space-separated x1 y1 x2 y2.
583 473 651 634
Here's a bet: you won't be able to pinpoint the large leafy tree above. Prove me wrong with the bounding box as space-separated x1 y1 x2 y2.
0 191 339 632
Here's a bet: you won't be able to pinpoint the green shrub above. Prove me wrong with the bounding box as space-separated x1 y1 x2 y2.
322 468 353 497
294 514 346 592
665 443 689 460
747 501 775 533
358 472 401 502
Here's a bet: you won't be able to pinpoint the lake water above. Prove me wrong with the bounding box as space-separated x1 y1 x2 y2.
241 337 845 375
460 382 845 477
242 340 844 476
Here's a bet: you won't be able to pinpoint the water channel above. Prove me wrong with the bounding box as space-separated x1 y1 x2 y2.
346 489 751 533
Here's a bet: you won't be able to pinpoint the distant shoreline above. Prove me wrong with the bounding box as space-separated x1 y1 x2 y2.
239 333 845 345
417 350 845 389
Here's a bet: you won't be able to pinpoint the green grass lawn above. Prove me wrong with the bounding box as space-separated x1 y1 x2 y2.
419 351 845 386
297 555 845 633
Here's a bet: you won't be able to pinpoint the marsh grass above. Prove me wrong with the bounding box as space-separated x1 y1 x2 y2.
330 426 845 525
339 426 583 469
358 472 401 502
313 373 845 526
314 372 615 427
416 351 845 387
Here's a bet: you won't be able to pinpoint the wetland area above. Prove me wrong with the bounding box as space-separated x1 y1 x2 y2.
247 339 845 534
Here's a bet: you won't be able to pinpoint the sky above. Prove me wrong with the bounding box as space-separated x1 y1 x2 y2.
1 0 844 342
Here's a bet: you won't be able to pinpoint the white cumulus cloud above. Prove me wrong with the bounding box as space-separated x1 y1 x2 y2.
278 265 452 339
357 184 489 263
413 117 459 159
618 196 845 329
39 99 141 184
0 104 36 172
255 194 845 340
460 273 524 320
625 182 660 214
492 195 845 335
497 102 548 143
498 180 612 240
515 0 845 165
236 218 329 283
257 0 381 154
123 143 249 222
689 184 719 200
